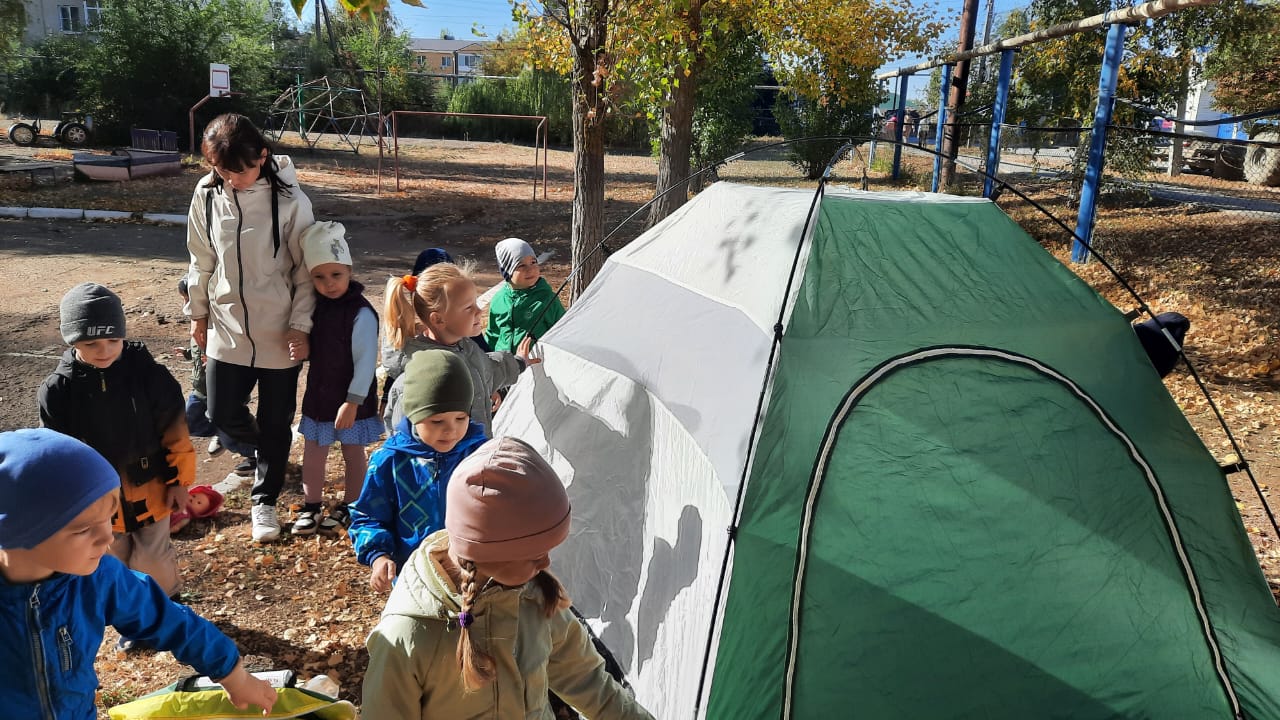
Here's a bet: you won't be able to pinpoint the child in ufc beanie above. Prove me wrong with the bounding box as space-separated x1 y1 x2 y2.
37 282 197 614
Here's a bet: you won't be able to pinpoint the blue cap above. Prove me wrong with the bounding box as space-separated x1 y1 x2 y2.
412 248 455 276
0 429 120 549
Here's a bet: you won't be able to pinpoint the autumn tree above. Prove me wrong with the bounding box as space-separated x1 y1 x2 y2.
617 0 941 226
303 0 938 292
1204 1 1280 114
516 0 614 297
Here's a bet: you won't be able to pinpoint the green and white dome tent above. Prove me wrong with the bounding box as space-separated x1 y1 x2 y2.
493 181 1280 719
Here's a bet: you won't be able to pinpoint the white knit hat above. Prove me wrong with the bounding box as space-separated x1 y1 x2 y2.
301 221 352 271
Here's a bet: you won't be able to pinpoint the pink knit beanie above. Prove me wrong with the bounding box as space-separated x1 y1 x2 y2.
446 437 570 563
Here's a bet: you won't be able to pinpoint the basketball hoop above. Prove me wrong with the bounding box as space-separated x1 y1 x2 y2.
210 63 231 98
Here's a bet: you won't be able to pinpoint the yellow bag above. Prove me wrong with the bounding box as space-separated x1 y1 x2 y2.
107 671 356 720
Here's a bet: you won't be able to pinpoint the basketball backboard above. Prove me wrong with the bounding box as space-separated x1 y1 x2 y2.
210 63 231 98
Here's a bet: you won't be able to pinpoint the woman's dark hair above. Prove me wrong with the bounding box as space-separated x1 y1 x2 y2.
200 113 292 196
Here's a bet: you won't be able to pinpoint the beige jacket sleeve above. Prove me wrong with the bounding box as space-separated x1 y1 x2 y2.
546 609 656 720
184 181 215 321
284 188 316 333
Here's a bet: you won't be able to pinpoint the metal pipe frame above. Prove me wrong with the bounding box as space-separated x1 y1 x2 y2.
386 111 549 198
983 49 1016 198
877 0 1219 79
1073 23 1128 263
931 64 953 193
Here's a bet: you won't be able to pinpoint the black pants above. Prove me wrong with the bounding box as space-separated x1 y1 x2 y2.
206 358 301 506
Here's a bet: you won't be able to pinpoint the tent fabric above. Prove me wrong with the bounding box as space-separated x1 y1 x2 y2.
494 182 1280 720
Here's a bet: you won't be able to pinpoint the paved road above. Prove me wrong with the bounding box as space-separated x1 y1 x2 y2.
948 149 1280 216
1138 182 1280 215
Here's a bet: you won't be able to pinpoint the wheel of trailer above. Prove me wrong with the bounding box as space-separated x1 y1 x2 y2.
59 122 89 147
1213 145 1245 182
1244 130 1280 187
7 123 36 146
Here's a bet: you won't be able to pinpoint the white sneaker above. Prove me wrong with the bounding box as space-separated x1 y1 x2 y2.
207 437 225 457
251 505 281 543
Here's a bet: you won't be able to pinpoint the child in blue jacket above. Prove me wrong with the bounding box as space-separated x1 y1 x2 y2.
349 349 487 593
0 428 277 719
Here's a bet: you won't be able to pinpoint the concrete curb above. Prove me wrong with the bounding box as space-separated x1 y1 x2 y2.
84 209 134 221
143 212 188 224
0 206 186 225
27 207 83 220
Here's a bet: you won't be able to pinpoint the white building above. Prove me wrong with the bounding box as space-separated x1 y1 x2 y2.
21 0 103 43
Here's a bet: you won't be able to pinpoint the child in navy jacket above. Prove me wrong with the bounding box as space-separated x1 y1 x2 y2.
0 428 276 719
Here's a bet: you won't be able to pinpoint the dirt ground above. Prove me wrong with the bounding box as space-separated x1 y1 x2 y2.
2 134 1280 714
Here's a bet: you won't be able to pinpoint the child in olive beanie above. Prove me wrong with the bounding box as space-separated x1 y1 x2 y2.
402 348 475 423
348 349 489 593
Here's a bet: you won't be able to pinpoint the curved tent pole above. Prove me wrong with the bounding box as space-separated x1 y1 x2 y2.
692 142 855 717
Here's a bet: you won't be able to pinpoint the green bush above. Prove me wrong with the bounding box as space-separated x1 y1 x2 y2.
6 35 85 117
775 92 875 179
435 71 570 144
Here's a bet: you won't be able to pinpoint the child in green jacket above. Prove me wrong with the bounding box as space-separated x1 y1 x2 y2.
363 437 653 720
484 238 566 353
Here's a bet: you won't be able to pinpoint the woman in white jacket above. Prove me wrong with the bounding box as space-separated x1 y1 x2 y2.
184 113 316 543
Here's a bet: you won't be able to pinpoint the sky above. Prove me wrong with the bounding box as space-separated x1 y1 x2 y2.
296 0 1028 98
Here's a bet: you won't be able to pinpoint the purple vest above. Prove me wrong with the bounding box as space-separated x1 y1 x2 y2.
302 281 379 422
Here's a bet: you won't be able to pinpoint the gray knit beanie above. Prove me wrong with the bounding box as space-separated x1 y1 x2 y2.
59 283 126 345
402 349 475 424
495 237 536 280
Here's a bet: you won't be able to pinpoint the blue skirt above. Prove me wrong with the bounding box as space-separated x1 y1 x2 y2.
299 415 385 446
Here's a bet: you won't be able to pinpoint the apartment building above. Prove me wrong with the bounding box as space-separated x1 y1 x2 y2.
409 38 492 79
22 0 103 42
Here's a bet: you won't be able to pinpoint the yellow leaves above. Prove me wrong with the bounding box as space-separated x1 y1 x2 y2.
510 0 942 108
753 0 941 103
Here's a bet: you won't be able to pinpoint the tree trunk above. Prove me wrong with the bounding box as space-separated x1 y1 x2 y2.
1167 59 1190 178
940 0 980 190
646 0 703 228
569 9 609 300
647 72 699 228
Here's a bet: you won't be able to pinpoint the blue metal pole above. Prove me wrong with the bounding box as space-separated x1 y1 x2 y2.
892 74 909 180
984 49 1016 198
932 64 952 193
1073 23 1127 263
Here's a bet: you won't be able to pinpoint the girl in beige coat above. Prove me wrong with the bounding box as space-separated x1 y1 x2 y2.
362 437 655 720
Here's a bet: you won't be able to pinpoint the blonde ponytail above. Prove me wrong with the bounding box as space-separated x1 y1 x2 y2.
382 275 420 351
